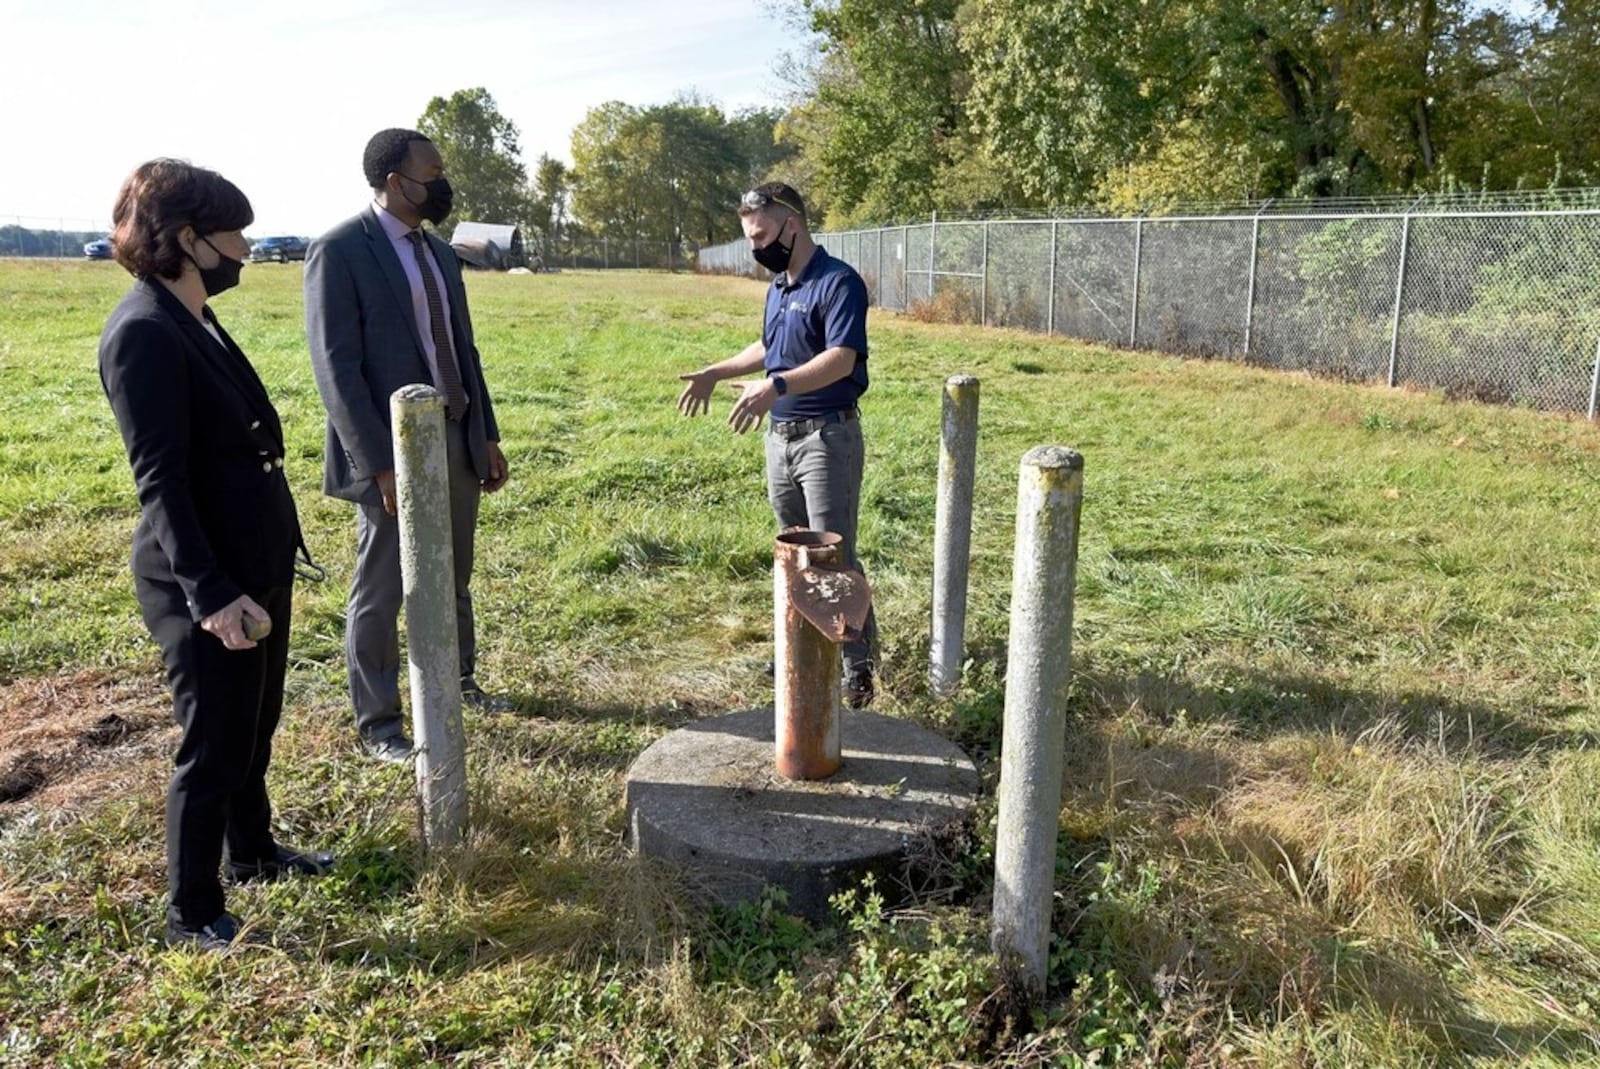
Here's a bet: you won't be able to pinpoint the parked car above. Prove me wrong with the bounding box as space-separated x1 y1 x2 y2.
83 237 114 260
248 235 308 263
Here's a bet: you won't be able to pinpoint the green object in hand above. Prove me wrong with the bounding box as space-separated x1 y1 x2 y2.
242 615 272 642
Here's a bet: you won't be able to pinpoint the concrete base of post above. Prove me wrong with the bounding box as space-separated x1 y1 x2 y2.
626 707 978 921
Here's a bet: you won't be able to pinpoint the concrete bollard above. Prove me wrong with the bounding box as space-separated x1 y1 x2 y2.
930 374 979 697
773 530 872 780
392 384 468 850
991 446 1084 994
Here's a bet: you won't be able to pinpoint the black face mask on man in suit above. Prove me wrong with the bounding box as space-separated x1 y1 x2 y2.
398 173 454 225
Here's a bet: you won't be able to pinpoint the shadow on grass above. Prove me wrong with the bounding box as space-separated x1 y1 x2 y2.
935 634 1599 760
924 640 1600 1061
1079 660 1600 759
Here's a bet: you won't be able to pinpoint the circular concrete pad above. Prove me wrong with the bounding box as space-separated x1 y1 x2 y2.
626 707 979 921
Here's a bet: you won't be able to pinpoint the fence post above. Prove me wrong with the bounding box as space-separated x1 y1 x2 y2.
930 211 938 304
902 226 909 308
1589 335 1600 421
992 445 1084 994
1244 202 1268 358
1047 220 1058 336
1129 217 1144 348
877 228 884 305
931 375 980 698
390 384 468 850
981 221 990 327
1387 203 1419 388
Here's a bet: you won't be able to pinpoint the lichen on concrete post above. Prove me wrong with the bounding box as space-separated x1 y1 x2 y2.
992 445 1084 995
930 374 979 698
391 384 467 850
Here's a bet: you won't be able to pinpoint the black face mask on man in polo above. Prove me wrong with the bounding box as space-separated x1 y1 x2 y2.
752 219 794 274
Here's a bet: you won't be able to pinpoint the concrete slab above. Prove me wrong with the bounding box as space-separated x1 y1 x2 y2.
626 706 979 922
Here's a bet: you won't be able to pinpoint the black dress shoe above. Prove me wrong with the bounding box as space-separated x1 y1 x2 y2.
165 911 240 952
460 678 516 713
227 845 335 884
364 734 414 764
844 669 875 710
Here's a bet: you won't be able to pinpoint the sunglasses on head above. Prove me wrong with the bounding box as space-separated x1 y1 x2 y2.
740 189 802 216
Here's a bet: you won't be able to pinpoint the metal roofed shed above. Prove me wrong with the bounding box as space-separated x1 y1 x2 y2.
449 221 525 270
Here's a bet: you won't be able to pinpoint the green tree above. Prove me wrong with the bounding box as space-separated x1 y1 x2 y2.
960 0 1526 207
778 0 970 226
529 153 572 257
570 101 661 239
569 97 775 245
417 87 530 230
1457 0 1600 188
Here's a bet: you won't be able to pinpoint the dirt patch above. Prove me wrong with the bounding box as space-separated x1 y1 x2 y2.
0 670 171 811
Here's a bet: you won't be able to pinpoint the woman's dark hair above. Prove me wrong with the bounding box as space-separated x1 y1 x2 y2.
364 128 430 190
111 159 253 280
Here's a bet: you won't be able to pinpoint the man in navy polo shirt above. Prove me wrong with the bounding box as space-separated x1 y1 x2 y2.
676 182 879 707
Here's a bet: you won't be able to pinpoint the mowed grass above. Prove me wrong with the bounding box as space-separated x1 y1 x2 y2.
1 257 1598 1066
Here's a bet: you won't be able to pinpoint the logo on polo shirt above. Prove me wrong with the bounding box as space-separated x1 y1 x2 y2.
786 299 809 314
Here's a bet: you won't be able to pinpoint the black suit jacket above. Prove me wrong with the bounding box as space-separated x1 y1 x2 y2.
304 206 500 504
99 279 302 620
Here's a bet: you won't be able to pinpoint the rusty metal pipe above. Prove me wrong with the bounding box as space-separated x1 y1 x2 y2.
773 530 871 780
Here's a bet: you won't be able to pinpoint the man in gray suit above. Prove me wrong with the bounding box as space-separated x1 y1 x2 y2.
305 128 512 764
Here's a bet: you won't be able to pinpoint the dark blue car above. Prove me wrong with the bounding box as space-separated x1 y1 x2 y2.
83 237 114 260
248 235 308 263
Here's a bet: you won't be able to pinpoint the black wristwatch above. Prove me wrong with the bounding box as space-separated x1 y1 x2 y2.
771 374 789 396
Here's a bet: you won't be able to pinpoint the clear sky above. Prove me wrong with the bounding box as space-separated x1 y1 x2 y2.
2 0 796 236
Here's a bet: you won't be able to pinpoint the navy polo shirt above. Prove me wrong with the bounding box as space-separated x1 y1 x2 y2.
762 246 870 422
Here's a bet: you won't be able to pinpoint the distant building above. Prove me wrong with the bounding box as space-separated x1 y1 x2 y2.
449 222 525 270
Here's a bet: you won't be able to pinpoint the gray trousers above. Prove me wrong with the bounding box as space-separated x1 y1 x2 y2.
347 420 481 742
764 416 878 676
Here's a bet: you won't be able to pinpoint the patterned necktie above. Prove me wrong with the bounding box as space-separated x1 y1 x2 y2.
406 230 468 420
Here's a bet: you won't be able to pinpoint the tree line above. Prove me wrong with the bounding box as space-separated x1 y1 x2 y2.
780 0 1600 225
418 88 791 259
393 4 1600 247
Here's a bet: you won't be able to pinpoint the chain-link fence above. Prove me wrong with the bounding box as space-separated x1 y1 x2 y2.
2 216 695 273
545 234 689 272
1 217 112 258
698 199 1600 418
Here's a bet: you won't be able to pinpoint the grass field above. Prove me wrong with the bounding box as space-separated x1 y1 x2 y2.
1 258 1598 1066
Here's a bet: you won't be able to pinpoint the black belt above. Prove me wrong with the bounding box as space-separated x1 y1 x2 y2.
768 407 860 440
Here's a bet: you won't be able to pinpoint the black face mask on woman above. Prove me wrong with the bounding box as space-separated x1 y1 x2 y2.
751 221 794 274
400 173 455 224
192 235 243 297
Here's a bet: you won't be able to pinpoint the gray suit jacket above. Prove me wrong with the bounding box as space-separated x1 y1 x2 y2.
304 206 500 504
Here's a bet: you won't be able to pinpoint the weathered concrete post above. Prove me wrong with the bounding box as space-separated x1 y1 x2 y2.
992 446 1084 993
391 384 467 849
773 530 872 780
930 374 980 697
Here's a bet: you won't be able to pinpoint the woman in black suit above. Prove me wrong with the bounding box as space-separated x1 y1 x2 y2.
98 159 332 951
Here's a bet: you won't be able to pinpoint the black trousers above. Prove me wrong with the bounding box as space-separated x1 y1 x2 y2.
137 578 291 926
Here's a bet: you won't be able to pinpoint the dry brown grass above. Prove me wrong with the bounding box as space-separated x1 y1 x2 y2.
904 287 982 325
0 669 170 810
